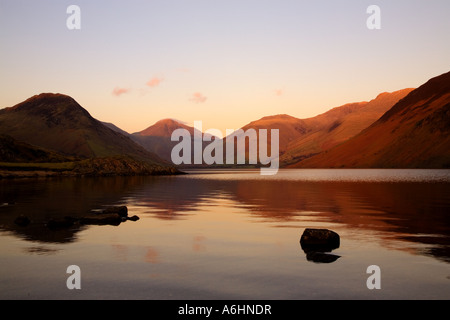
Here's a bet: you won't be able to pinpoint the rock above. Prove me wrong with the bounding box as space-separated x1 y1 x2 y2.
127 215 140 221
306 251 341 264
80 213 122 226
101 206 128 217
46 217 76 230
300 228 341 264
14 215 30 226
300 228 340 251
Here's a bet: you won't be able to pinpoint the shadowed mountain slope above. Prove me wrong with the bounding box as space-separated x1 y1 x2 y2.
0 93 165 164
290 71 450 168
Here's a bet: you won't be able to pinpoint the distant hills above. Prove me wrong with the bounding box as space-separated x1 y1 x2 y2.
290 71 450 168
130 119 200 163
279 88 414 165
0 93 177 176
213 88 413 167
103 118 214 165
97 71 450 169
1 71 449 173
0 93 162 162
120 89 412 167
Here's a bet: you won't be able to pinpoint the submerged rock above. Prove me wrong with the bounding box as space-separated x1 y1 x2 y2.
14 215 30 227
101 206 128 218
46 217 76 230
80 213 122 226
37 206 137 229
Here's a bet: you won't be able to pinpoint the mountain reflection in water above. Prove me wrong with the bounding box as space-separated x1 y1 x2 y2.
1 169 449 264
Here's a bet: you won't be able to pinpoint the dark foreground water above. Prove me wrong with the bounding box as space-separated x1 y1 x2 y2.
0 169 449 300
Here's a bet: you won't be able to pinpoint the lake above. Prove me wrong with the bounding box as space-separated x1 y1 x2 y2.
0 169 449 300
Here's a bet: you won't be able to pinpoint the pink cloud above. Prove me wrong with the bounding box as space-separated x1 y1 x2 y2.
146 77 163 88
112 87 130 96
190 92 207 104
274 89 283 96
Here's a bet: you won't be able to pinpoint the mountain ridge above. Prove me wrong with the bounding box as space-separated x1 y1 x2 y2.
0 93 163 162
289 71 450 168
3 69 448 172
0 93 177 176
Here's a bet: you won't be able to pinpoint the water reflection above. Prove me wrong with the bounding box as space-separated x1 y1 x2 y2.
1 170 450 264
0 177 152 243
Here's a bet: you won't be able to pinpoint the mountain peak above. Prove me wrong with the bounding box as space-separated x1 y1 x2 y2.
27 92 72 100
0 93 168 164
11 93 76 108
259 114 299 121
137 118 193 137
3 92 92 121
160 118 183 123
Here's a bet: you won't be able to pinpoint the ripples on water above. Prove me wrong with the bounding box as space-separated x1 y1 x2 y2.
182 168 450 182
0 169 449 299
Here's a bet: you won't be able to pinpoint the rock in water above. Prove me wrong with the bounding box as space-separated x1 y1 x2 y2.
80 213 122 226
102 206 128 217
300 228 340 251
46 217 75 230
14 215 30 226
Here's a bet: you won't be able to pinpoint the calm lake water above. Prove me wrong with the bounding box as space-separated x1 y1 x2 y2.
0 169 449 300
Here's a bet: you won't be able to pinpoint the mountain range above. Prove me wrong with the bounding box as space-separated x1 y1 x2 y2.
1 70 449 172
105 88 413 166
222 88 414 166
0 93 177 176
129 118 204 165
290 70 450 168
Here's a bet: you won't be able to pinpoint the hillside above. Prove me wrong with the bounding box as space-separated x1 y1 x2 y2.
0 93 165 164
0 134 74 163
290 71 450 168
280 88 413 165
131 119 211 164
0 93 177 176
223 89 412 167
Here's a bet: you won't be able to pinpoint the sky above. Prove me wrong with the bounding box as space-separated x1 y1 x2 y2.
1 0 450 133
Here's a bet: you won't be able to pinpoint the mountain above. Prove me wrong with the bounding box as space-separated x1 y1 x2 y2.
130 119 212 164
136 118 194 137
280 88 414 165
238 114 310 154
224 89 412 167
101 88 411 167
0 134 73 163
0 93 164 163
0 93 177 175
290 71 450 168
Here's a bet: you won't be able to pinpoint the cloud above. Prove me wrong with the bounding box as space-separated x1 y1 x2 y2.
190 92 207 104
274 89 283 96
112 87 130 96
146 77 163 88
